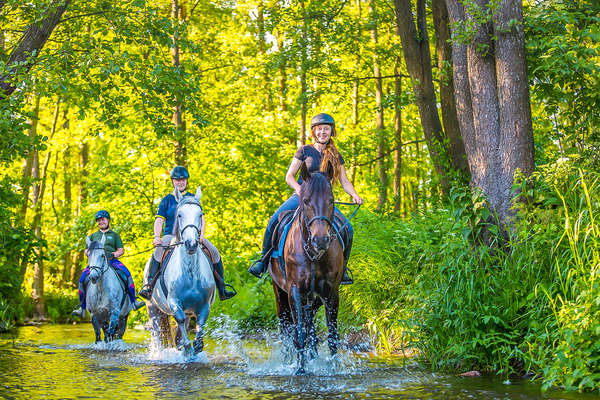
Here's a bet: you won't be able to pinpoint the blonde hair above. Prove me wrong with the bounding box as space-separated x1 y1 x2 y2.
311 126 341 182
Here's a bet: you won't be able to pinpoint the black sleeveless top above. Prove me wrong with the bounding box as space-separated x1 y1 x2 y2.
294 144 344 183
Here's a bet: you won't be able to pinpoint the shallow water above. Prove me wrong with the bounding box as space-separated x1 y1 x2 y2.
0 323 595 399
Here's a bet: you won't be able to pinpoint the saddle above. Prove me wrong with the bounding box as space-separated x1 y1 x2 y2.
269 209 350 277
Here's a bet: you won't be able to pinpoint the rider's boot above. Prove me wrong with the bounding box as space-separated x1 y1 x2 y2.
71 306 86 318
138 257 161 300
132 299 146 310
72 279 87 317
248 259 266 278
126 277 146 310
213 259 237 300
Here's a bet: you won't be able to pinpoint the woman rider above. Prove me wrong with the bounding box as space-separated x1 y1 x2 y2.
248 113 363 283
72 210 146 317
138 166 236 301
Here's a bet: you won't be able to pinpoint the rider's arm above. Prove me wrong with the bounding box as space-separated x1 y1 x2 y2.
153 217 164 246
112 232 124 258
286 157 303 196
338 164 364 204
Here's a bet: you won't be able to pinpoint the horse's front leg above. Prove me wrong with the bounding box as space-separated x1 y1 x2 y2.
193 304 210 354
91 314 102 343
324 292 340 356
169 300 193 357
106 311 120 341
307 297 322 360
289 286 307 374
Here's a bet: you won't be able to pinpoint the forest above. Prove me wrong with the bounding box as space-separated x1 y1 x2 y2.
1 0 599 392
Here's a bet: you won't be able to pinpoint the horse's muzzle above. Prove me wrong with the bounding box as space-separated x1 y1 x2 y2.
185 240 198 255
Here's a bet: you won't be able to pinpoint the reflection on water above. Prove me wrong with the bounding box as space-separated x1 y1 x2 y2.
0 323 595 399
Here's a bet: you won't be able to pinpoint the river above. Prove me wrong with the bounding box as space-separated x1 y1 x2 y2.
0 323 595 399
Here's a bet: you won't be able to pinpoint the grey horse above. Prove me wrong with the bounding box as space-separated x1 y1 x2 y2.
143 186 216 356
85 235 130 342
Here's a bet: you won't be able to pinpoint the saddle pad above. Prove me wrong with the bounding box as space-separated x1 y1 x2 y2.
269 210 349 275
159 248 175 297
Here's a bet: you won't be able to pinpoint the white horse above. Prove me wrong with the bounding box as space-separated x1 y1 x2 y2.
144 186 216 356
86 235 130 342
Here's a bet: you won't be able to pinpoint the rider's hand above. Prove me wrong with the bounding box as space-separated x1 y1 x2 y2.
352 194 364 205
153 236 162 247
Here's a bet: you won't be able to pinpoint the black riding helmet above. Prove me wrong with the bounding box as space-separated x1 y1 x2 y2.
310 113 335 129
310 113 336 136
95 210 110 220
170 166 190 179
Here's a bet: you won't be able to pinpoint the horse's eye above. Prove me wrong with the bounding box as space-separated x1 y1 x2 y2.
303 199 310 205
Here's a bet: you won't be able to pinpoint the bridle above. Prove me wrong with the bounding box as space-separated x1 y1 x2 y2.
176 198 203 242
88 245 109 278
301 201 334 262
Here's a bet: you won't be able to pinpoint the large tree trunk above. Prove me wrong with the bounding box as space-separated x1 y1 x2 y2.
432 0 469 179
394 0 455 194
370 0 387 212
446 0 534 225
19 94 41 221
0 0 71 98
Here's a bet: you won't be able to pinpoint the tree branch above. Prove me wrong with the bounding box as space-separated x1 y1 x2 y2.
354 139 426 167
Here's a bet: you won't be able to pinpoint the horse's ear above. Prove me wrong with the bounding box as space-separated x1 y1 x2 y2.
195 186 202 201
85 235 91 248
174 188 182 203
300 161 310 183
324 161 334 181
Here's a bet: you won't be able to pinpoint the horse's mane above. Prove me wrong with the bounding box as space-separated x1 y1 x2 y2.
300 171 332 201
88 240 104 251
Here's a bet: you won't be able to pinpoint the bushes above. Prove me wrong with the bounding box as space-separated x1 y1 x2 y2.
343 162 600 391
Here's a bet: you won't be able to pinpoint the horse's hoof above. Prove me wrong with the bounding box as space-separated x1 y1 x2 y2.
193 341 203 354
183 345 194 358
294 367 306 375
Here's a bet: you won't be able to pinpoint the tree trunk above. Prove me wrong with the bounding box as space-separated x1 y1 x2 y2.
172 0 186 166
350 0 362 186
446 0 534 225
394 0 451 194
62 109 72 285
0 0 71 98
393 65 402 213
298 0 309 146
432 0 469 179
275 32 288 114
370 0 387 212
30 97 60 319
19 94 41 220
257 2 272 111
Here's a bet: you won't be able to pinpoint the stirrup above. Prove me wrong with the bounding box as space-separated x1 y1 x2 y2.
138 285 153 300
219 283 237 300
341 268 354 285
248 260 265 278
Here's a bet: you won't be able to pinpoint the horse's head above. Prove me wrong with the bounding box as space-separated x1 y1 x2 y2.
85 235 108 284
174 186 203 255
300 161 335 259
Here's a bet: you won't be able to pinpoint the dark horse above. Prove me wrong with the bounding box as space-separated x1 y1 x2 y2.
269 161 344 374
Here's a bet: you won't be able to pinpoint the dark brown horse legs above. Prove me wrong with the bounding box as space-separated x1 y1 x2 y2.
290 286 307 374
325 293 340 355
